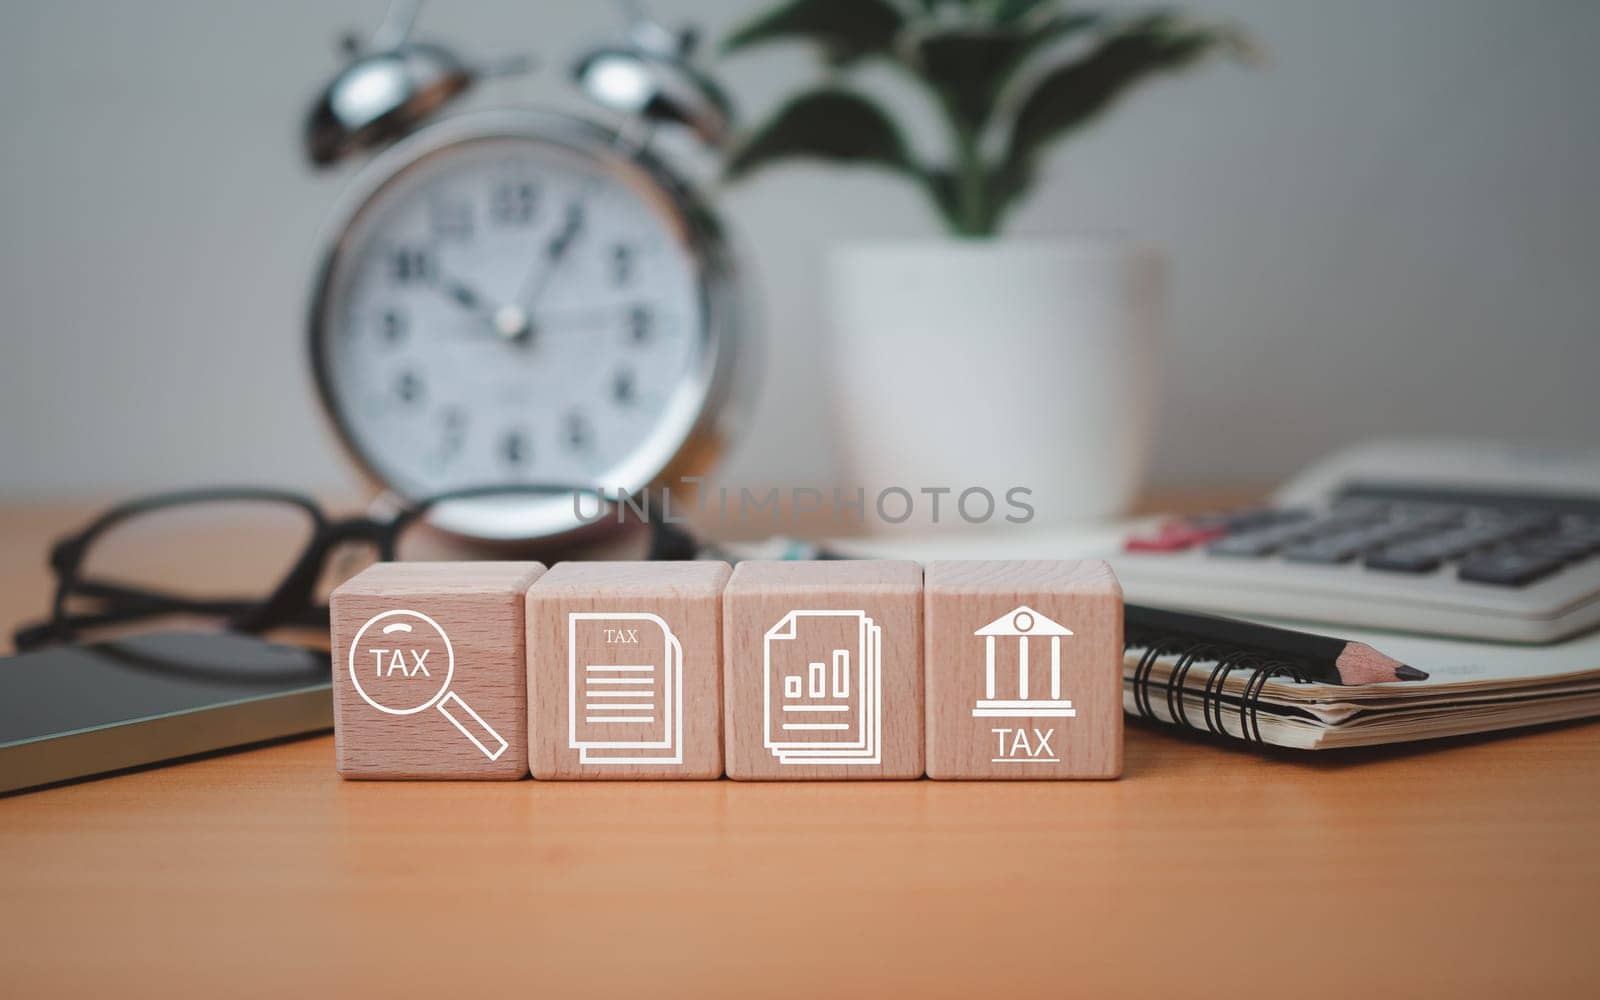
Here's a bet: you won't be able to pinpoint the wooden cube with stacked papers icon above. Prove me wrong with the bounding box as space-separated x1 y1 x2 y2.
722 560 923 780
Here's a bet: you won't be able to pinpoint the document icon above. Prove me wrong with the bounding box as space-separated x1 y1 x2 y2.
763 610 881 766
568 612 683 765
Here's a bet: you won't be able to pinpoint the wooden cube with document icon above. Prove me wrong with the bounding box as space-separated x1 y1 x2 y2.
924 560 1123 780
722 560 924 780
526 561 729 779
331 561 545 779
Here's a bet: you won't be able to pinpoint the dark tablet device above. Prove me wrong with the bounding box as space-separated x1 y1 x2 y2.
0 630 331 794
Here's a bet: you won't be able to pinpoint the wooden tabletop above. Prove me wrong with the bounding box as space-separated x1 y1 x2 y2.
1 500 1597 997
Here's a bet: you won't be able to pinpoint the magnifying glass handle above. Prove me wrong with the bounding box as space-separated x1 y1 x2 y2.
435 691 509 761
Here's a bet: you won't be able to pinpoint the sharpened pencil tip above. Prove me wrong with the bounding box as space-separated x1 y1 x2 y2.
1394 664 1429 681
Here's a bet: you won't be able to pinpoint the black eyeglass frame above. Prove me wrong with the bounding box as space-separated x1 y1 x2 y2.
14 483 700 652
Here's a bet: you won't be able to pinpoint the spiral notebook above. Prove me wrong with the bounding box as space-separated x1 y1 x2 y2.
1124 614 1600 749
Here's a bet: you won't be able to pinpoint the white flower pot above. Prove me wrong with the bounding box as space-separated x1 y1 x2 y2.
826 239 1164 530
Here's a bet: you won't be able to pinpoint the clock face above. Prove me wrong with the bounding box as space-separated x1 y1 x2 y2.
313 124 725 539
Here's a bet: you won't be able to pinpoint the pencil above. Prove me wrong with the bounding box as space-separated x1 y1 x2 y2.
1124 604 1429 685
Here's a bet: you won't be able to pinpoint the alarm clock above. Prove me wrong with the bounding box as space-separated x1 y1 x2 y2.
303 3 749 544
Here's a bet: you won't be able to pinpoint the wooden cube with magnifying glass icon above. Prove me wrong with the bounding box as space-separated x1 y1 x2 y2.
331 561 545 779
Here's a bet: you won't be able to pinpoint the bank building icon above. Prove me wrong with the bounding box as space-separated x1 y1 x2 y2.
972 606 1078 719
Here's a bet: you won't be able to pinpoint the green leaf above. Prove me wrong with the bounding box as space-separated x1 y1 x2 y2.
724 89 918 181
992 0 1054 24
1000 14 1245 188
908 13 1100 135
721 0 905 67
924 169 963 229
921 168 1010 237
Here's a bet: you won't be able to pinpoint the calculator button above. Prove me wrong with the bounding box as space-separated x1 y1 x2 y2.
1206 519 1321 557
1190 508 1310 533
1207 532 1289 557
1281 541 1360 564
1559 514 1600 535
1259 507 1315 526
1365 548 1443 574
1283 522 1419 563
1124 521 1227 553
1555 526 1600 552
1328 498 1391 519
1457 552 1569 587
1407 527 1512 560
1511 536 1592 563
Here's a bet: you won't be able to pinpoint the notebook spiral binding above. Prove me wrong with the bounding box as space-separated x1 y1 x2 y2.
1126 631 1314 745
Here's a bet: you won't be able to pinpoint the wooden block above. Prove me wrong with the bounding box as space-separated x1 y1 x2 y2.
722 560 923 780
331 561 545 780
525 561 729 779
924 560 1123 780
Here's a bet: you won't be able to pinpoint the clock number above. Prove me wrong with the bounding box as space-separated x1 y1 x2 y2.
612 366 637 407
439 407 466 460
626 305 653 345
501 429 530 466
395 370 424 406
611 243 635 286
490 181 538 226
564 410 593 453
430 199 473 242
378 308 406 345
387 246 434 286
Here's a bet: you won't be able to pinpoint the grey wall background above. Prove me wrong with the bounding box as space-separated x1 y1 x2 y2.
1 0 1596 501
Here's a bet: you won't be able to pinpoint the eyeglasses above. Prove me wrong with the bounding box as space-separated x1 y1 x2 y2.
13 483 700 652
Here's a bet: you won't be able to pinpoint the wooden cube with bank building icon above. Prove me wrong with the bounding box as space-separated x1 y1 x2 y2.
924 560 1123 780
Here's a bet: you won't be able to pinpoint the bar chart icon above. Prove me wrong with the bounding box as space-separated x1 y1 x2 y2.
763 610 881 766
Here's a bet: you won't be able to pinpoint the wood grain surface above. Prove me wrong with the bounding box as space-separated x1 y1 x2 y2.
925 560 1123 779
527 561 728 779
331 562 545 779
2 501 1598 998
722 560 924 779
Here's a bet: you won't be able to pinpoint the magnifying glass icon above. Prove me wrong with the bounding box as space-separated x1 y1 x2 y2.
347 609 509 761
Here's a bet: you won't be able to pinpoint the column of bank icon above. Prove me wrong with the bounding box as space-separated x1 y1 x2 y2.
763 610 882 766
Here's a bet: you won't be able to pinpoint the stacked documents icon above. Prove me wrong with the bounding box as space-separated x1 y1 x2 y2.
763 610 882 765
567 612 683 765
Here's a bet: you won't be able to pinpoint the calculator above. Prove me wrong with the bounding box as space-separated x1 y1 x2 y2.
1114 439 1600 643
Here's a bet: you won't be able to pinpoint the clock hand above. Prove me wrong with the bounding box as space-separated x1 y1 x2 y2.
438 273 489 316
435 269 532 342
516 192 589 312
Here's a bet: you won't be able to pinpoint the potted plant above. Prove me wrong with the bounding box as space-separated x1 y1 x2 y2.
720 0 1253 526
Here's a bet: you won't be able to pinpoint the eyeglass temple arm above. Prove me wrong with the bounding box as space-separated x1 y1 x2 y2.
234 518 392 635
12 597 269 650
72 578 259 609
